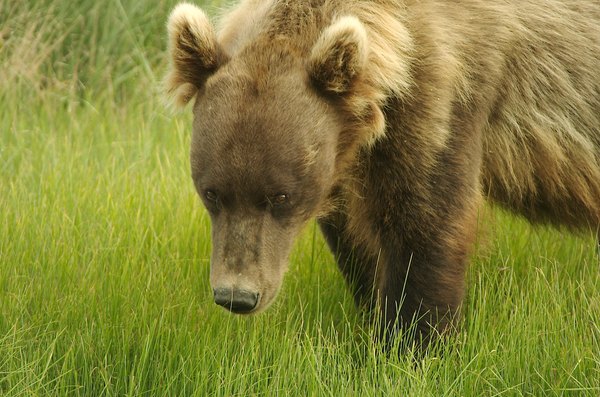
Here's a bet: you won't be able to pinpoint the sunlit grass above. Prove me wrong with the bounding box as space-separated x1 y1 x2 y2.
1 0 599 395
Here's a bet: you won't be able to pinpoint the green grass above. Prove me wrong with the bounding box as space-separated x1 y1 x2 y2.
1 0 599 395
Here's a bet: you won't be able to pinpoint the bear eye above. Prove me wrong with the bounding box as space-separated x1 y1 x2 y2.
269 193 289 207
204 190 218 203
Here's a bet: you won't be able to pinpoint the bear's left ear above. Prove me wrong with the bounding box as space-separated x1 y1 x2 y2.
164 3 228 107
307 16 368 95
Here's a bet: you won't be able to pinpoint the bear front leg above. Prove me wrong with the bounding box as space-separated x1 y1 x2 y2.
375 201 480 349
319 211 379 309
377 245 465 348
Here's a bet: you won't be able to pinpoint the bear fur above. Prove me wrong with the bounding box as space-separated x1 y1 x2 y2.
165 0 600 346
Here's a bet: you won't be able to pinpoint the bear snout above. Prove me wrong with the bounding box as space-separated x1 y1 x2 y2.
213 287 260 314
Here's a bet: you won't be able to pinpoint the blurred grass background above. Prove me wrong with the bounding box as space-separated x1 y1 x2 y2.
1 0 599 395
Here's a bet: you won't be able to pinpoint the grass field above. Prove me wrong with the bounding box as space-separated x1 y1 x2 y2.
1 0 599 395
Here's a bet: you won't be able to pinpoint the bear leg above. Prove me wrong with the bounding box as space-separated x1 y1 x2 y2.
376 247 466 349
319 212 378 309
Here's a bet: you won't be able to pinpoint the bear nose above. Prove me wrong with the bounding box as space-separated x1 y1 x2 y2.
213 288 259 313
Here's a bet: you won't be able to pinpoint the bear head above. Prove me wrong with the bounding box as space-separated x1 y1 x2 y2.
165 3 384 314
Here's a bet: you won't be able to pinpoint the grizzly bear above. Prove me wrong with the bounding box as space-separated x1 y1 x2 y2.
164 0 600 346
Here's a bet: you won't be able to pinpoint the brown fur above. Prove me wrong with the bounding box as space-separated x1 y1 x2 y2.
165 0 600 347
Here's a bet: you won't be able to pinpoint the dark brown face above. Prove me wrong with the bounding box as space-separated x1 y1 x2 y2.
190 63 340 314
165 3 377 314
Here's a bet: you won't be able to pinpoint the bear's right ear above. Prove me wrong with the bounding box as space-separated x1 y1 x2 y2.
164 3 227 107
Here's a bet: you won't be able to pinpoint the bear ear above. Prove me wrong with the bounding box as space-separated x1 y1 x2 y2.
307 16 368 95
164 3 227 107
